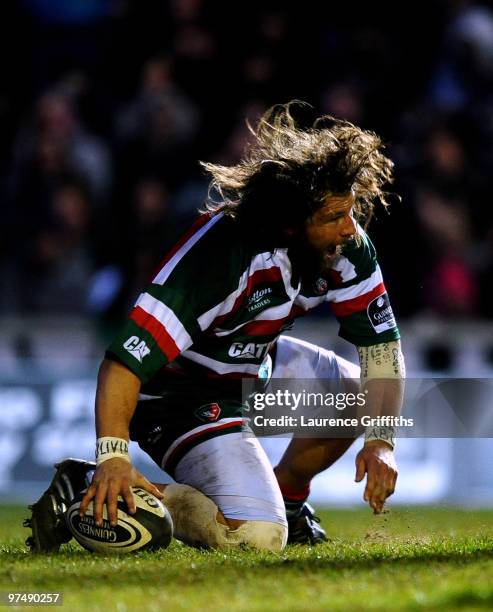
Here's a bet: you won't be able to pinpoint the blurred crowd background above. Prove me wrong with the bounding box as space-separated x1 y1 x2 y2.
1 0 493 332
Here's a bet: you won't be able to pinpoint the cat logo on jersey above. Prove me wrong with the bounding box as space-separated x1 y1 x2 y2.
228 342 270 359
123 336 151 362
195 403 221 422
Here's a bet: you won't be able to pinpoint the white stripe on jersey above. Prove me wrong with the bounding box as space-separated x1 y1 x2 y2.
136 292 193 350
275 248 301 299
212 300 296 337
197 252 283 332
161 418 244 468
328 223 365 283
294 294 327 311
325 267 383 303
330 254 357 283
182 350 260 375
153 214 223 285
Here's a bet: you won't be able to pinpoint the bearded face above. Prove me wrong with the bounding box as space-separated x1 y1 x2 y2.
289 192 357 277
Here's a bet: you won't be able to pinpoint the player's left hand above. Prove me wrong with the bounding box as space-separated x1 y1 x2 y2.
355 440 397 514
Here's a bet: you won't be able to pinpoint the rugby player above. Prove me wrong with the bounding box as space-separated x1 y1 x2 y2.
26 102 405 552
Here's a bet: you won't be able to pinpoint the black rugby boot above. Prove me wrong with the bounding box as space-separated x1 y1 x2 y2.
287 502 328 545
24 458 95 553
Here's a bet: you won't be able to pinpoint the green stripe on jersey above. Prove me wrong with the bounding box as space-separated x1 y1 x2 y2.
337 310 400 346
162 215 257 309
145 284 201 339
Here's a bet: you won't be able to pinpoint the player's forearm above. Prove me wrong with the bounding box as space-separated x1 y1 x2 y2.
95 358 142 440
362 377 404 419
357 340 405 416
357 341 405 449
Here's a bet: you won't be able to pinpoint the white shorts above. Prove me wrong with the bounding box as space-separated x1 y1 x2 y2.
174 433 288 526
273 335 360 380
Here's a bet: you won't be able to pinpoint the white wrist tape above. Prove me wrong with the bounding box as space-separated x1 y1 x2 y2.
96 437 131 465
365 425 395 450
357 341 406 387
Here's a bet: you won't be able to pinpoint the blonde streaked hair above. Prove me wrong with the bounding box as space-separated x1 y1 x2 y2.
201 101 396 238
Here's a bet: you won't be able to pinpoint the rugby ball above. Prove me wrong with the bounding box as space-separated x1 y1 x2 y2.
65 487 173 553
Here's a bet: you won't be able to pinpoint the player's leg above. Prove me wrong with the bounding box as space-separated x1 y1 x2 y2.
274 337 360 488
151 433 287 551
269 335 361 543
131 400 287 552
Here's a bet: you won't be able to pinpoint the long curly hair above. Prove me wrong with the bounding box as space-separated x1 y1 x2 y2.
201 101 396 242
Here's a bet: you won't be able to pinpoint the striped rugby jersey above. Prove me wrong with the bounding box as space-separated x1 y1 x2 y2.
107 212 400 392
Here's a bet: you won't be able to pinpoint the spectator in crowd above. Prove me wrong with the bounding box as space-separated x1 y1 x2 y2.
10 91 112 208
16 180 96 314
114 56 200 188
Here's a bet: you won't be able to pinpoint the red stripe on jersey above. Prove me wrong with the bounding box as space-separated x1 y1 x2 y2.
212 266 284 328
130 306 181 362
150 213 213 281
330 282 386 317
239 304 306 336
241 319 289 336
288 304 312 317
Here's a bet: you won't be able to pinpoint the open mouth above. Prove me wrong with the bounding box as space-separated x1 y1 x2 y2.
323 245 338 260
325 238 353 259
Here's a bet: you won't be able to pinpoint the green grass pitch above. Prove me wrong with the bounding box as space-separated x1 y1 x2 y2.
1 505 492 611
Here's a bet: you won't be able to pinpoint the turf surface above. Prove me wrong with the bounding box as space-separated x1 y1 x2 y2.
1 506 492 611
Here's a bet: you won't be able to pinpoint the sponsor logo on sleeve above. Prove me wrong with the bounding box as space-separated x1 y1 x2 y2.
247 287 273 312
367 293 397 333
123 336 151 362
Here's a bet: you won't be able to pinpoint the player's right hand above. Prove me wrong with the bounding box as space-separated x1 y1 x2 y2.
79 458 164 527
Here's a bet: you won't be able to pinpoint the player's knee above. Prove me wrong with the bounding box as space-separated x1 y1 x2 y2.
162 483 286 551
237 520 287 552
208 519 287 552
